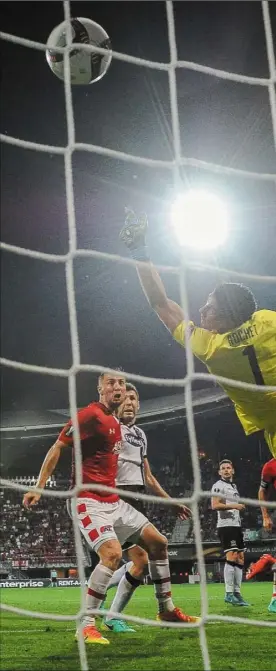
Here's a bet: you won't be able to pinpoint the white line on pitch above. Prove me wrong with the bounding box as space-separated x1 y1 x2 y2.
0 627 75 634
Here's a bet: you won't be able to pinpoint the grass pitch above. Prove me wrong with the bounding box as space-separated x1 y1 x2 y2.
1 583 275 670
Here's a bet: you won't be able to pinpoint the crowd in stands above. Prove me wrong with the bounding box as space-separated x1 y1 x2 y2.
0 487 76 568
0 452 270 568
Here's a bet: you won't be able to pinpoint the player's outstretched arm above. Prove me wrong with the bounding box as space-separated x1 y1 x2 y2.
143 458 191 520
119 210 184 334
259 463 274 531
23 408 95 508
258 486 273 532
23 439 67 508
137 265 184 334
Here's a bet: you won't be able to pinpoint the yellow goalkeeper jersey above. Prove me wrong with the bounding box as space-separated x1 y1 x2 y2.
173 309 276 435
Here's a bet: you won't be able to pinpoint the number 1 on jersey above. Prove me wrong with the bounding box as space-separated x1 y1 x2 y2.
243 345 264 385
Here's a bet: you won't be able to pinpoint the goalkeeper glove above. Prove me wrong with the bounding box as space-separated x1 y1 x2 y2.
119 209 150 261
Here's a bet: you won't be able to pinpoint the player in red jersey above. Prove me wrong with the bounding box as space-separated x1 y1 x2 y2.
246 458 276 612
23 372 199 645
246 551 276 614
246 458 276 578
258 458 276 532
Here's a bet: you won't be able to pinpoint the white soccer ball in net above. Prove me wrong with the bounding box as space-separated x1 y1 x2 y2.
46 17 112 85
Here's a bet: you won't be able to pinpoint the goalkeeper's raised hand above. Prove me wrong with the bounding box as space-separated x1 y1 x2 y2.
119 208 184 333
119 209 149 260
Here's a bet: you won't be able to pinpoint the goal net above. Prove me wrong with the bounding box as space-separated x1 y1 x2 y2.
0 2 276 670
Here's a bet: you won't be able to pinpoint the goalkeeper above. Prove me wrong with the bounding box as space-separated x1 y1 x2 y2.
119 211 276 457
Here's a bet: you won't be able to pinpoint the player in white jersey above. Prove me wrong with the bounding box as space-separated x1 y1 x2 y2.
102 382 191 633
50 568 58 587
211 460 250 607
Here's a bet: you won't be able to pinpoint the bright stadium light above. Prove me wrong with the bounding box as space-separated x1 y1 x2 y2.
170 189 229 251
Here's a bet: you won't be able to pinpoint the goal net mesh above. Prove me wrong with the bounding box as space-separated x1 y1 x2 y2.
0 2 276 670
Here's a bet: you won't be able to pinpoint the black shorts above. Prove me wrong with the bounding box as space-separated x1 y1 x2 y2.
119 485 147 551
218 526 244 553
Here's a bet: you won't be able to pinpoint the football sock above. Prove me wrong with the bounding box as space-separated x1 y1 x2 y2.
234 564 243 594
107 571 141 618
106 562 133 591
272 564 276 598
224 561 235 593
83 564 113 627
148 559 174 613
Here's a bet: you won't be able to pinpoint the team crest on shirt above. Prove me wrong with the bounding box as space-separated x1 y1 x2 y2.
113 440 122 454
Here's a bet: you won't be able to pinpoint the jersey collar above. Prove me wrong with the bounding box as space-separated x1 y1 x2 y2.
96 402 114 414
221 477 234 486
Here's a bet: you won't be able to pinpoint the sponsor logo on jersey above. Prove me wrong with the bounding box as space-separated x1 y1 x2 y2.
109 428 115 434
124 433 145 448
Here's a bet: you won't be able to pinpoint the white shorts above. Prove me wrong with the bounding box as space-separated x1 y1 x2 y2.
74 498 150 553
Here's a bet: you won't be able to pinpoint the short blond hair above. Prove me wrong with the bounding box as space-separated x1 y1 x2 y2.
98 368 124 385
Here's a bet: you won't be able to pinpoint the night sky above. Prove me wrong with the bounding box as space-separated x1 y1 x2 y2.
1 1 276 415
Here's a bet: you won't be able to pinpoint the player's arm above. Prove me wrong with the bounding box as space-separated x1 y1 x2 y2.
258 487 272 531
136 263 184 334
119 211 184 333
23 407 95 509
23 439 68 508
258 468 273 531
211 496 245 511
143 457 191 520
119 211 217 363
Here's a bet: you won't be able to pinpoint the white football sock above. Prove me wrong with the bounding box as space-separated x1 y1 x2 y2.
148 559 174 613
83 563 113 627
224 561 235 593
107 570 141 620
106 561 133 591
272 564 276 598
234 565 243 594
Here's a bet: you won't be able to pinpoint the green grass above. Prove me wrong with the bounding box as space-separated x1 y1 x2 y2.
1 583 275 670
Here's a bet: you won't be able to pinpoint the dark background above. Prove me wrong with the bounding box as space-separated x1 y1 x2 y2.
1 1 276 415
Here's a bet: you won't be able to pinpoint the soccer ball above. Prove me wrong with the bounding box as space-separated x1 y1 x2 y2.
46 17 112 85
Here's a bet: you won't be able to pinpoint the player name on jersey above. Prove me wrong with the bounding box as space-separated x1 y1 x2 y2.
227 324 258 347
